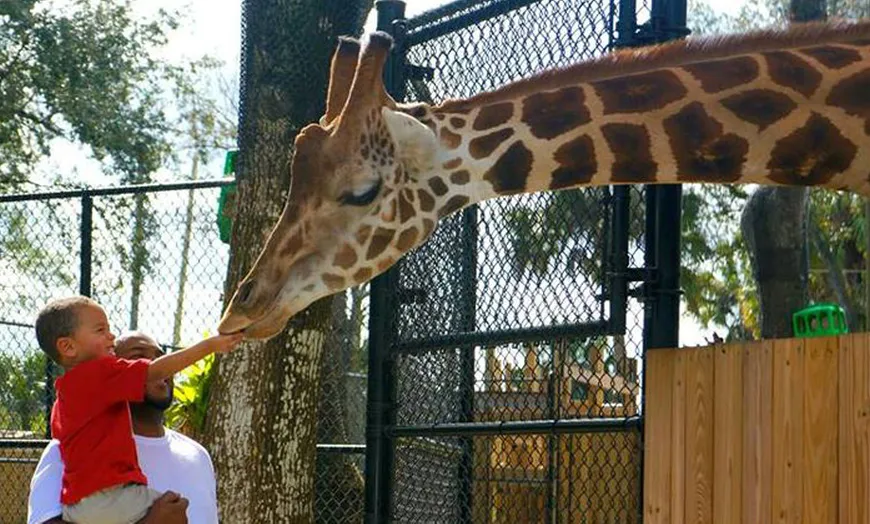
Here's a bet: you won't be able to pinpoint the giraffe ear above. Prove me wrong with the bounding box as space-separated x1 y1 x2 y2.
381 107 437 172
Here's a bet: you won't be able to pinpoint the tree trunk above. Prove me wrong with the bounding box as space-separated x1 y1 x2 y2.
740 0 825 339
202 2 372 522
741 187 810 338
129 193 149 329
173 154 199 346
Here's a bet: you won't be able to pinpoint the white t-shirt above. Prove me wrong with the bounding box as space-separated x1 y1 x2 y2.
27 429 218 524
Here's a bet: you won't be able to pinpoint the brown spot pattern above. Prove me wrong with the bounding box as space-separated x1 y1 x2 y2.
422 219 435 237
800 45 862 69
601 123 657 183
521 87 591 139
366 227 395 260
767 113 857 186
483 141 533 194
450 170 471 185
322 274 345 291
450 117 466 129
398 190 415 222
720 89 797 131
550 135 597 189
333 244 357 270
395 227 419 252
418 190 435 212
353 267 372 282
683 56 759 93
827 68 870 135
443 158 462 170
279 232 303 257
594 70 687 114
473 102 514 130
440 128 462 149
438 195 471 219
763 51 822 98
355 225 372 245
376 257 396 273
428 177 449 196
664 102 749 182
469 128 515 159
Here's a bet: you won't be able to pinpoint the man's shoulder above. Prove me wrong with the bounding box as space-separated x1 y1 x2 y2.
164 429 212 458
32 439 60 467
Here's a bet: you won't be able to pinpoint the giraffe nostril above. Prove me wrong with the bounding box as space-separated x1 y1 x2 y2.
237 280 256 307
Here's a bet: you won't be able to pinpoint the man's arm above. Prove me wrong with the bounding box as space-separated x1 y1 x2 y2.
146 334 242 382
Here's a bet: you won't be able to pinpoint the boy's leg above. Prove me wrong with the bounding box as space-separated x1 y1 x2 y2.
62 484 159 524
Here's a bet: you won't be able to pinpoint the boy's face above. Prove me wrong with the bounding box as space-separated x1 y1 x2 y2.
60 305 116 365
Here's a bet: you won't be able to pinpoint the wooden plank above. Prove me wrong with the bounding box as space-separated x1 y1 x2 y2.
684 347 714 524
772 337 804 524
802 335 838 523
670 350 687 524
643 348 675 523
713 341 743 522
839 334 870 524
742 340 773 523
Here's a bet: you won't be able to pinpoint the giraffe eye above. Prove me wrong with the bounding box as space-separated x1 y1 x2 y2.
339 178 382 207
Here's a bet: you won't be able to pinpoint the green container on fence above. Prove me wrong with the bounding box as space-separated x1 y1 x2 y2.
792 303 848 338
216 150 238 244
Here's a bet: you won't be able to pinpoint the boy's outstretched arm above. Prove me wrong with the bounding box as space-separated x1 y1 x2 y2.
146 334 243 383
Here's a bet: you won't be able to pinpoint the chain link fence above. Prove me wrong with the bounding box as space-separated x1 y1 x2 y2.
372 0 655 522
0 181 233 522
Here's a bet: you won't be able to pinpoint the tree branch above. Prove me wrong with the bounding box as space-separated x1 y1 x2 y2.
808 216 857 328
15 109 62 136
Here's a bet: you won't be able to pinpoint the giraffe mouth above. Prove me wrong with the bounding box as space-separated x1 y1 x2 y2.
218 301 290 340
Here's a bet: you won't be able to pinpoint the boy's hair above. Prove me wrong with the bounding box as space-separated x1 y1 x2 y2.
35 296 100 364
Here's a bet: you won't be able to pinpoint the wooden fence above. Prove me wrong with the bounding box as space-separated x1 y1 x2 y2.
644 334 870 523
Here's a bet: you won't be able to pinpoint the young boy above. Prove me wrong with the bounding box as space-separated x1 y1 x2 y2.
35 296 243 524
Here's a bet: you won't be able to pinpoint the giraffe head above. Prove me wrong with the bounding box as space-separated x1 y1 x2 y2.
219 33 444 339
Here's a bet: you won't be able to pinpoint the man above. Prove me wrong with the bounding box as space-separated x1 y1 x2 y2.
27 331 219 524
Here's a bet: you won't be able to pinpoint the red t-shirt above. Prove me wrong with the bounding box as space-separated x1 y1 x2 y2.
50 355 150 505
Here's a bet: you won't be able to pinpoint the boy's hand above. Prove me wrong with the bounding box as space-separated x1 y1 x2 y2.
206 333 245 354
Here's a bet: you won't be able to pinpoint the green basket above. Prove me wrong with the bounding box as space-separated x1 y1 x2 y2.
792 303 848 338
216 151 237 244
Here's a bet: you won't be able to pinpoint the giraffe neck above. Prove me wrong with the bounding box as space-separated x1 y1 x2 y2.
403 21 870 214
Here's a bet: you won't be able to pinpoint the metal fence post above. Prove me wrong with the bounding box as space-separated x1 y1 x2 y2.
364 5 406 523
642 0 687 351
79 193 93 297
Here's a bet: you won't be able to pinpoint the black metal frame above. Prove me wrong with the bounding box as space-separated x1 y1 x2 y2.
363 0 687 522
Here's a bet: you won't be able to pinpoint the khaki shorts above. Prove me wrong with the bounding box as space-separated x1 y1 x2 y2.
62 483 162 524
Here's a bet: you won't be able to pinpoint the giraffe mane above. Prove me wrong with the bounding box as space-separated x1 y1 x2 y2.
436 19 870 112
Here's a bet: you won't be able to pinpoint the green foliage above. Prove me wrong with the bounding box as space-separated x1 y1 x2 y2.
164 352 214 438
0 0 187 187
0 349 51 435
505 189 641 281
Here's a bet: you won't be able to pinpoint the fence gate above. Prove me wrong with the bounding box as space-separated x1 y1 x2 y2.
364 0 687 522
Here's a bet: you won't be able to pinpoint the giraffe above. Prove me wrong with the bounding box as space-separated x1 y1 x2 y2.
218 20 870 339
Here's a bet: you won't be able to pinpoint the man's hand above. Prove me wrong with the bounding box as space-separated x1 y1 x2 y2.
205 333 244 354
140 491 189 524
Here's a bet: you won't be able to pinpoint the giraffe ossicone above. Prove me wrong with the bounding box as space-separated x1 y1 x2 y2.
219 22 870 340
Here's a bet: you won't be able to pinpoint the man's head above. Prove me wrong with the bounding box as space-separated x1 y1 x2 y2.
115 331 174 410
35 296 115 368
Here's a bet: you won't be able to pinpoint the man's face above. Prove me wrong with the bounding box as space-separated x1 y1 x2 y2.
114 333 173 410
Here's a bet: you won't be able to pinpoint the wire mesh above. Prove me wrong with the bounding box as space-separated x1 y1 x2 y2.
386 0 648 522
